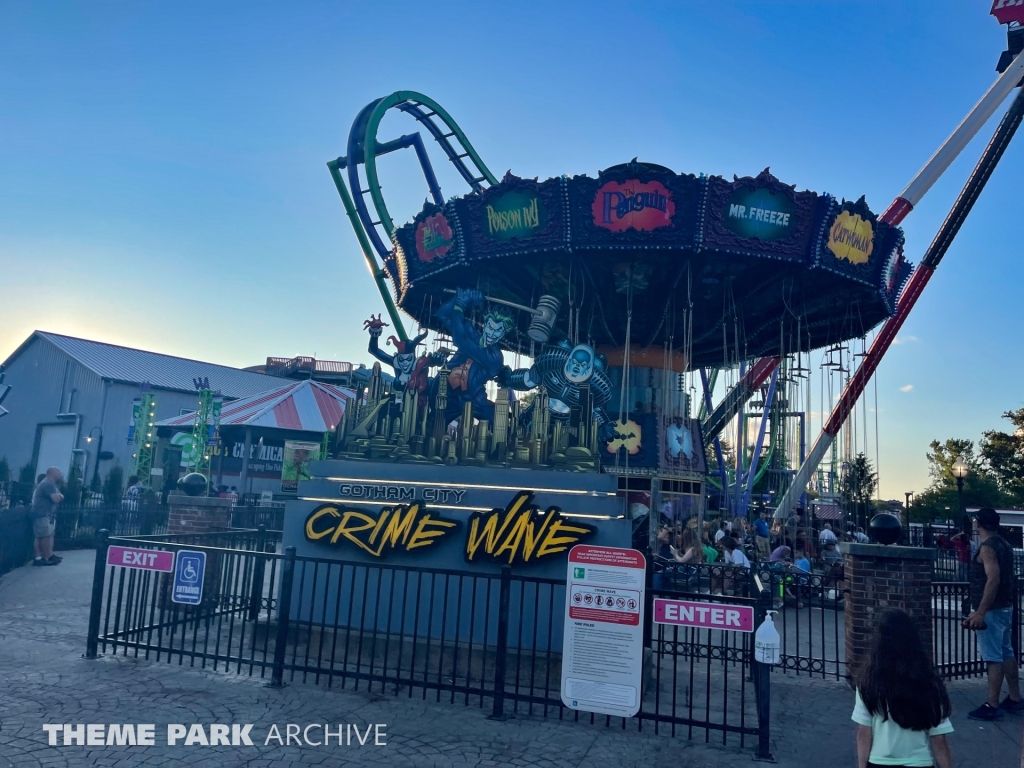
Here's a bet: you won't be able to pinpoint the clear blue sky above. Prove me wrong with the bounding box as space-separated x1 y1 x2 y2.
1 1 1021 498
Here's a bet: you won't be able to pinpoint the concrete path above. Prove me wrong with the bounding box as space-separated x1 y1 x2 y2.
0 550 1019 768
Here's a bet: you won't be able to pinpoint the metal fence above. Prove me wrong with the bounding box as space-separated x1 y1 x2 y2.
86 533 772 757
656 561 845 680
932 578 1024 680
230 505 285 531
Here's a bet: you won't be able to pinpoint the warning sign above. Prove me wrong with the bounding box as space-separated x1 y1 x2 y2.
561 545 646 718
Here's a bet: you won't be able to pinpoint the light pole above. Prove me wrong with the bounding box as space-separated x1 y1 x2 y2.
952 455 968 533
85 427 103 487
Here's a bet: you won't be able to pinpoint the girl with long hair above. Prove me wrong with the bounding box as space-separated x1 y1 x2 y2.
852 608 953 768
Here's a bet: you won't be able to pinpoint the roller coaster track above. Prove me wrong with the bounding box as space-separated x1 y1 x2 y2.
328 92 498 340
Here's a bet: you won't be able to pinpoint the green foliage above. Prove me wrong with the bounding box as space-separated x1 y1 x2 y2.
17 461 36 484
65 463 84 507
102 463 124 507
912 438 1007 523
979 407 1024 504
0 455 9 484
840 453 878 527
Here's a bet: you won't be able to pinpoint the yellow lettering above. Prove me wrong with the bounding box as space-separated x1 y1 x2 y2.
535 519 593 560
520 510 555 562
380 504 419 549
305 506 340 540
466 493 532 561
466 513 498 561
330 510 380 554
492 510 532 564
367 509 391 545
407 514 458 550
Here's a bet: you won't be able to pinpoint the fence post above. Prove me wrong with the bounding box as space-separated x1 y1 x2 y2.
269 546 296 687
489 564 512 719
85 529 110 659
752 576 774 762
248 525 268 621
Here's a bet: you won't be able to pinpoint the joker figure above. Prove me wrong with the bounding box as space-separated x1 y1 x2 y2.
434 289 514 423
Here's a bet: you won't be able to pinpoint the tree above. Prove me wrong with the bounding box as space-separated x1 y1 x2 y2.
840 453 877 528
706 439 736 476
0 455 9 484
17 461 36 485
979 407 1024 505
65 463 84 508
912 438 1006 523
102 464 124 508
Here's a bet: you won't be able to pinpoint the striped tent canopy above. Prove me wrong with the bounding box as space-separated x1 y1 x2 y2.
157 380 355 432
812 504 843 521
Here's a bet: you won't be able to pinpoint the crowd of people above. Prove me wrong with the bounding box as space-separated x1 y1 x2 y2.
653 507 869 601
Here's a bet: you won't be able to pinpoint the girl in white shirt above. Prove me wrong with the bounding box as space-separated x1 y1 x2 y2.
852 608 953 768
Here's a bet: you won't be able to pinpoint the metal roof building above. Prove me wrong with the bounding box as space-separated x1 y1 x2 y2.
0 331 290 489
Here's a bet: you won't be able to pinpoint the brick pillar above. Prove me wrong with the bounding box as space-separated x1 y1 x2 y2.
842 543 936 682
164 494 234 610
167 494 233 535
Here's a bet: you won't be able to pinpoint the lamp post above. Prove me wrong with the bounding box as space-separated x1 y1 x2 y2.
84 427 103 487
952 455 968 534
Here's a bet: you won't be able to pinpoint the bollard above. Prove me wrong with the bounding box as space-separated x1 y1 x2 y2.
752 577 775 762
269 546 296 687
85 529 110 659
489 565 512 719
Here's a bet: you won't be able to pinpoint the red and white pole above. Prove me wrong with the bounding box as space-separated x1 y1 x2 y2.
773 59 1024 518
705 46 1024 445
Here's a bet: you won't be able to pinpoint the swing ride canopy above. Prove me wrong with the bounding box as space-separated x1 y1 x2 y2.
388 161 912 367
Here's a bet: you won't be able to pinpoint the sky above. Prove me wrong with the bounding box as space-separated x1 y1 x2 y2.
1 1 1021 499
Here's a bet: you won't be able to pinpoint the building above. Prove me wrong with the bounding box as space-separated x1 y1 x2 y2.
154 379 354 496
0 331 290 487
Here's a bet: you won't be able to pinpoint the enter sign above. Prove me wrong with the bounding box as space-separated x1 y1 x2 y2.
653 598 754 633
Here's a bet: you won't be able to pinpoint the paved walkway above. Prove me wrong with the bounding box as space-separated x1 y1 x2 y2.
0 550 1019 768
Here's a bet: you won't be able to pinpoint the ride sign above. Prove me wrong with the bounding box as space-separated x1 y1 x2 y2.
653 598 755 632
171 550 207 605
561 545 646 718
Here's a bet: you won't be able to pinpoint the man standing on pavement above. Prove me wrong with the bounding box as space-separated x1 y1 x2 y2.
967 508 1023 720
30 466 64 567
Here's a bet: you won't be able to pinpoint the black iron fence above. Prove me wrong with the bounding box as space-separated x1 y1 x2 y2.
655 560 845 680
230 505 285 531
932 578 1024 680
86 532 772 757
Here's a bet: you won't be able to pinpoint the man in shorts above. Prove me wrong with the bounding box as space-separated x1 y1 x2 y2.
967 507 1023 720
30 466 64 567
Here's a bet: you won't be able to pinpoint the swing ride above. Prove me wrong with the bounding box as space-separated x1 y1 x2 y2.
296 20 1024 573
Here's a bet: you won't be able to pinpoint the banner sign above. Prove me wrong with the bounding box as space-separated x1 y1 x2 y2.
561 545 646 718
992 0 1024 26
106 546 174 572
281 440 321 492
653 598 755 633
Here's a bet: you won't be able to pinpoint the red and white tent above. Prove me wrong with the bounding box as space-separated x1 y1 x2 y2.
158 380 355 432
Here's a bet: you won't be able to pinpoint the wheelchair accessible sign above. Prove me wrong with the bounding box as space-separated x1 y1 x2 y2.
171 550 206 605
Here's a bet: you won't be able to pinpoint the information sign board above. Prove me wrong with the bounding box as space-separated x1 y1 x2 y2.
561 545 646 717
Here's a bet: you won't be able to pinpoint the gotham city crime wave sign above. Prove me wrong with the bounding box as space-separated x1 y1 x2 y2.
303 491 597 566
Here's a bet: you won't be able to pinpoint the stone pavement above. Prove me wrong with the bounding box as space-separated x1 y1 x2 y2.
0 550 1019 768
